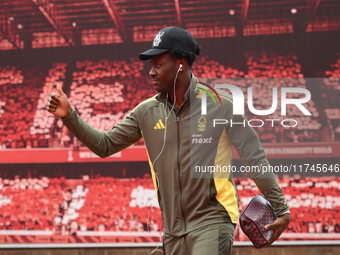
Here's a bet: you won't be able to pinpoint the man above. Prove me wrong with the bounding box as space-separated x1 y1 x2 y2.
46 27 290 254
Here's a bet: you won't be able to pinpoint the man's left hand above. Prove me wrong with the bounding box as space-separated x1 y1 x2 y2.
264 213 291 245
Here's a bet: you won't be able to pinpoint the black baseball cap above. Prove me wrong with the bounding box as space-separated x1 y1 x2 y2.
139 27 199 60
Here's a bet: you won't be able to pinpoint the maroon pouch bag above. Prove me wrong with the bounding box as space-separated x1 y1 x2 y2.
239 194 277 249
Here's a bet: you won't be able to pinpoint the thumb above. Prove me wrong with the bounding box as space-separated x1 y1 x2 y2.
264 224 273 230
56 83 65 96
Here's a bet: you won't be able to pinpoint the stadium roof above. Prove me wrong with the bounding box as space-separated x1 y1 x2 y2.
0 0 339 49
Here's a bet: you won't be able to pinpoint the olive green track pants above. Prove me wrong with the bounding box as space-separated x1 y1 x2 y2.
163 223 235 255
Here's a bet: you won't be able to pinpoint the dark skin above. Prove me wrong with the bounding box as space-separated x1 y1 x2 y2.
149 53 190 107
46 52 290 246
46 82 72 118
265 213 290 245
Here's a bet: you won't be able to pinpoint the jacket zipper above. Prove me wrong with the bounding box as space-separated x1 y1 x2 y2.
176 113 187 232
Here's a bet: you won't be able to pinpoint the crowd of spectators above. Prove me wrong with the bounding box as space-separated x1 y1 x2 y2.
192 55 244 78
0 99 5 118
68 59 154 132
0 66 24 86
0 66 45 149
1 174 339 239
0 51 339 149
324 54 340 81
52 182 88 235
322 53 340 141
76 175 162 233
62 58 155 147
30 62 67 148
0 176 63 231
0 175 88 235
244 51 322 142
0 174 162 234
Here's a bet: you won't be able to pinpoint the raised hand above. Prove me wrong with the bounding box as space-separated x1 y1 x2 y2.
46 83 72 118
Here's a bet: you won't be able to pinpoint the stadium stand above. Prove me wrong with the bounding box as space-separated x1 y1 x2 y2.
244 51 321 143
0 65 45 149
77 175 162 232
1 175 339 238
0 66 24 86
192 55 244 78
30 62 68 148
67 58 155 147
70 59 141 131
322 53 340 141
0 176 63 231
0 51 339 149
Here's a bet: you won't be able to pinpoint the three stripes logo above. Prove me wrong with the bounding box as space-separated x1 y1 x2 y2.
198 82 222 115
154 119 165 129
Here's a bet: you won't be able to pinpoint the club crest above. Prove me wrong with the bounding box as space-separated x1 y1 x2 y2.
153 31 164 46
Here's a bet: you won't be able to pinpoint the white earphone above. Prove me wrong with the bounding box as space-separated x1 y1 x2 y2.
179 64 183 71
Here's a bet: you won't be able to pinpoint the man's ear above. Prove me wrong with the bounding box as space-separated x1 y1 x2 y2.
179 59 188 71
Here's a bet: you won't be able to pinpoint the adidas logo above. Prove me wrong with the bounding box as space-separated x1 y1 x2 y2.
154 119 165 129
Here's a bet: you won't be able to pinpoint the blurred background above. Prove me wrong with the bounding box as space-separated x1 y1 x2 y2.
0 0 339 254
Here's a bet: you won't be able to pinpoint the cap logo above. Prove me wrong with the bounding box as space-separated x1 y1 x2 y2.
153 31 164 47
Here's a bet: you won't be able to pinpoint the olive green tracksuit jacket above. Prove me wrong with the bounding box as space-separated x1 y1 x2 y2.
62 74 289 237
